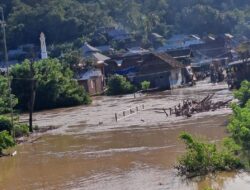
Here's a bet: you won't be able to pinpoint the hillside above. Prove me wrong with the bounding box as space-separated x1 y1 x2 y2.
0 0 249 48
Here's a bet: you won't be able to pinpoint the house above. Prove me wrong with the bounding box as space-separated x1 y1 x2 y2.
81 42 110 76
105 52 186 90
157 34 205 51
0 44 37 68
227 59 250 88
77 69 105 95
163 48 194 66
150 33 166 48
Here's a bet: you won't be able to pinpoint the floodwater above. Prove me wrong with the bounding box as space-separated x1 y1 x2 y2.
1 82 250 190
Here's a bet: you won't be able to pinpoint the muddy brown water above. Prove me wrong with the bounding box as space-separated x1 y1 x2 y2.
1 115 249 190
1 82 250 190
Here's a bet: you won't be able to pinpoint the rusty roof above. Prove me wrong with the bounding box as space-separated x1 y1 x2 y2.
153 52 185 69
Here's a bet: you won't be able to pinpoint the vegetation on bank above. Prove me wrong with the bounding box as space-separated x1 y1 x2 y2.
10 58 91 111
178 80 250 177
0 58 92 155
0 75 18 114
141 81 151 91
177 133 242 177
107 74 136 95
0 131 15 156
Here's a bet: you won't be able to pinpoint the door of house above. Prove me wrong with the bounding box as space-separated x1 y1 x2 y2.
154 73 170 89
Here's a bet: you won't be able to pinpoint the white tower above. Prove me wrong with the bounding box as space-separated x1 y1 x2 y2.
40 32 48 59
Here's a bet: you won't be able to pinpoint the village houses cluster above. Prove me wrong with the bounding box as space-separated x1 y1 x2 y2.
1 27 250 95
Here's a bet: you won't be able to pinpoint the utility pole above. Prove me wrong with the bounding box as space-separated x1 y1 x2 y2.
29 50 36 133
0 7 14 130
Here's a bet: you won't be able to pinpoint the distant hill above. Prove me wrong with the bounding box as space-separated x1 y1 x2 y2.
0 0 249 48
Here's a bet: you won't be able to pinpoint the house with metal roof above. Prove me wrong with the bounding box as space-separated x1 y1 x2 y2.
105 51 187 90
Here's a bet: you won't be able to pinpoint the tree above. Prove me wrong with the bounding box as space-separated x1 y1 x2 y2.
177 132 241 177
107 74 135 95
141 81 150 90
0 131 15 155
0 116 13 133
0 75 18 114
234 80 250 107
10 58 91 111
227 101 250 151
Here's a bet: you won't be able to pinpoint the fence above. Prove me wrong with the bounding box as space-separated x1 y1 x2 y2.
115 104 145 122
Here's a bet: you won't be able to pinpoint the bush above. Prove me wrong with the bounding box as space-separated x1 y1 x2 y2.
0 116 13 134
107 75 136 95
141 81 150 90
227 101 250 151
11 58 91 111
177 132 242 177
0 75 18 114
0 131 15 155
14 124 29 138
234 80 250 107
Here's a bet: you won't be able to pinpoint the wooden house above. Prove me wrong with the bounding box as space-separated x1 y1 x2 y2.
105 52 186 90
77 69 104 95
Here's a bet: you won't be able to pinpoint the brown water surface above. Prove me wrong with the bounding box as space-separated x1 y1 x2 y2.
1 82 250 190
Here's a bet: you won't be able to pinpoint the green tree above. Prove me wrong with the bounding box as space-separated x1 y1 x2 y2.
0 116 13 133
10 58 91 111
178 132 241 177
107 74 135 95
141 81 150 90
234 80 250 107
0 75 18 114
0 131 15 155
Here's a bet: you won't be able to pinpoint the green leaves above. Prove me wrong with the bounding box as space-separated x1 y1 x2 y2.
107 74 136 96
0 131 15 155
234 80 250 107
10 58 91 111
0 75 18 114
178 132 242 177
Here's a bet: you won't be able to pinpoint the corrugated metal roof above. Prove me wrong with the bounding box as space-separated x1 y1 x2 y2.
78 69 102 80
153 53 185 69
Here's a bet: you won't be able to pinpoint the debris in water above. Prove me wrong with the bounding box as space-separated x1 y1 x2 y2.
157 94 232 118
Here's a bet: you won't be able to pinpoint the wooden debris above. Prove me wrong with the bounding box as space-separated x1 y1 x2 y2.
160 94 232 118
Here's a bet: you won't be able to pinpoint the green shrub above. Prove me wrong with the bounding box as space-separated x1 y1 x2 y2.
177 132 242 177
141 81 150 90
11 58 91 111
0 131 15 155
107 75 136 95
0 116 13 134
234 80 250 107
14 124 29 138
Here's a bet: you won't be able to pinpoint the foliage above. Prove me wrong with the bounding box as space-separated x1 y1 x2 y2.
0 130 15 155
14 124 29 138
178 132 242 177
107 75 136 95
10 58 91 111
141 81 150 91
234 80 250 107
0 0 250 48
227 101 250 151
0 75 18 114
0 116 12 134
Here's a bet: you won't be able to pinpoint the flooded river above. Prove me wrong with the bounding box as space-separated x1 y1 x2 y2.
1 82 250 190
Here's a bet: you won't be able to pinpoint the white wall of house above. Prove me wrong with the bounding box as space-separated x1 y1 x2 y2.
170 69 183 89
